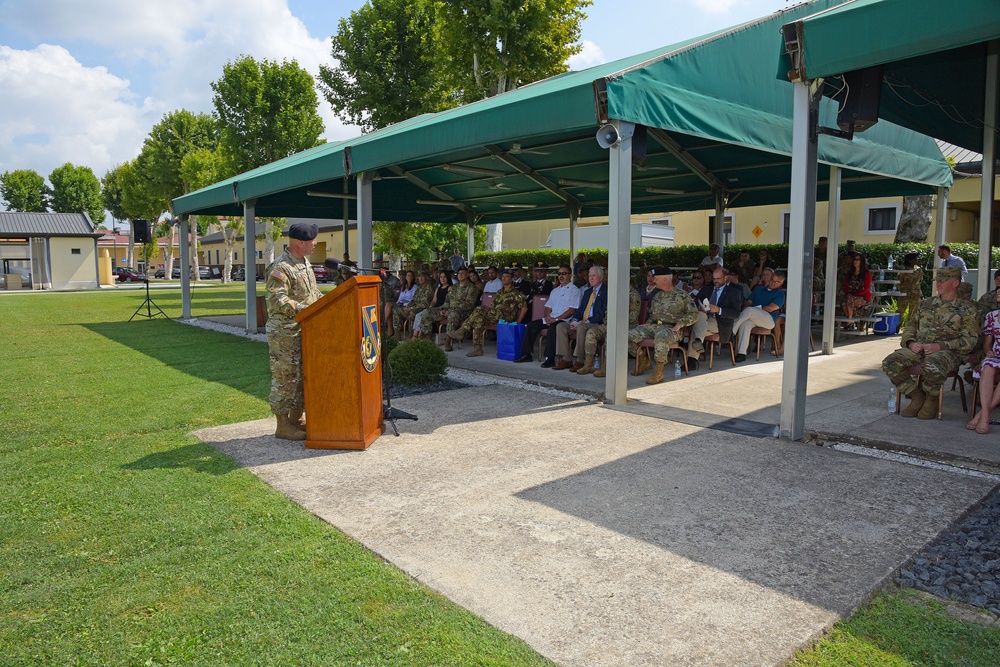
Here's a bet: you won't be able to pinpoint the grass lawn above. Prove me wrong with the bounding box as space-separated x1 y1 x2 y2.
1 284 553 666
2 284 999 666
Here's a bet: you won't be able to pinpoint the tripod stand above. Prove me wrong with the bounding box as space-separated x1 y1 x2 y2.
129 279 168 321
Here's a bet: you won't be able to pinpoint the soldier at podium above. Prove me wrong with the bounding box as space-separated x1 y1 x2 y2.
266 222 323 440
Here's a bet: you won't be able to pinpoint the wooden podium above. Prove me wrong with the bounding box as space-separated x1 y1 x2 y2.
296 275 385 449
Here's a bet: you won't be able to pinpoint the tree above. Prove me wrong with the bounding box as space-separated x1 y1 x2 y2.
212 55 325 265
212 55 325 173
432 0 589 251
48 163 105 223
137 110 219 280
0 169 48 212
894 195 934 243
102 164 134 266
318 0 447 132
119 159 170 276
432 0 589 103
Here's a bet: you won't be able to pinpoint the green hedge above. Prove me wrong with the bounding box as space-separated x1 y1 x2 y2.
475 242 1000 299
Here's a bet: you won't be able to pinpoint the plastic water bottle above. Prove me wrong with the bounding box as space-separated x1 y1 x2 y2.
879 267 885 281
594 357 600 369
887 385 897 413
887 255 894 270
674 359 682 378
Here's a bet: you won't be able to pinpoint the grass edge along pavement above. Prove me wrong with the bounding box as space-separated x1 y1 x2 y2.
0 286 553 666
0 284 997 666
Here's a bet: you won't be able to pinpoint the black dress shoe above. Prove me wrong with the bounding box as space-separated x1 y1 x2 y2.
513 354 532 363
540 358 555 368
688 358 699 371
734 353 747 363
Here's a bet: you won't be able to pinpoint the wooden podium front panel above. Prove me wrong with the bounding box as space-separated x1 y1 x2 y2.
298 276 384 449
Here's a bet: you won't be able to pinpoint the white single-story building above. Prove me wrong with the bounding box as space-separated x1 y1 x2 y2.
0 212 101 290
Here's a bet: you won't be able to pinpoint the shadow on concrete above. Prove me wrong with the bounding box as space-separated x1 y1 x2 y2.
514 427 997 615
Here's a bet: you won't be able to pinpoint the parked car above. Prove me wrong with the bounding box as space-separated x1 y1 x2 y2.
114 267 145 283
312 265 331 283
153 267 166 279
198 266 213 279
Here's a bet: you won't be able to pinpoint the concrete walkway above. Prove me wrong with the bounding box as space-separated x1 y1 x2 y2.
193 327 1000 667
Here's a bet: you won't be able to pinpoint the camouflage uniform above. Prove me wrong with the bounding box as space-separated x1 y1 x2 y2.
393 282 433 333
265 251 323 414
628 288 698 363
459 286 526 332
897 266 924 325
881 294 979 397
420 280 478 334
977 288 998 320
585 286 640 355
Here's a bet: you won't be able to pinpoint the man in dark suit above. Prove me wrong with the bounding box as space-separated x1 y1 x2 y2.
686 267 744 371
554 265 608 371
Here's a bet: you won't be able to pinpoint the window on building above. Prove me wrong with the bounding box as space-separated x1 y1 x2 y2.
781 210 791 243
650 216 672 225
864 203 901 234
71 248 81 255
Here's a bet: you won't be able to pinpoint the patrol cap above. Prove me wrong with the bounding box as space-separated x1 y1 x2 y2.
287 222 318 241
649 266 674 277
936 266 962 281
958 282 973 298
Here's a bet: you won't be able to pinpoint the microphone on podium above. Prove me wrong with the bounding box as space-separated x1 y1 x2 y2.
324 258 385 277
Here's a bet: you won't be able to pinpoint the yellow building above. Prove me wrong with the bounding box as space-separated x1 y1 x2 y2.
500 177 996 251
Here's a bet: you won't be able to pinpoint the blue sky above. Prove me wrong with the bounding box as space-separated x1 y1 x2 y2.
0 0 794 197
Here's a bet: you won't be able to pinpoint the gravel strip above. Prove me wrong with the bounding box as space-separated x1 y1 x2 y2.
896 486 1000 615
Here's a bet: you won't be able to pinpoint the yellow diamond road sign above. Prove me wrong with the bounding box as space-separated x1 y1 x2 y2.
752 225 763 238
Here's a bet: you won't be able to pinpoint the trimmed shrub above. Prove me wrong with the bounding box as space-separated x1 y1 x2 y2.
387 338 448 386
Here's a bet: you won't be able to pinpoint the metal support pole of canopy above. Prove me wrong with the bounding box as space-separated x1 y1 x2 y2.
179 215 191 320
823 166 840 355
243 200 257 333
605 120 635 406
780 80 820 440
978 40 999 297
356 172 374 267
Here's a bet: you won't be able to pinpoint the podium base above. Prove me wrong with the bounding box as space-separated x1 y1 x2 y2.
304 424 384 450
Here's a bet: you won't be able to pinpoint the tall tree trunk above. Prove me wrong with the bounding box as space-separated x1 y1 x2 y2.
894 195 934 243
264 221 276 266
486 224 502 252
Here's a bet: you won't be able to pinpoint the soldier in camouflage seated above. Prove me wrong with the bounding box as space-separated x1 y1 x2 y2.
627 266 699 385
882 266 980 419
419 266 479 351
448 269 528 357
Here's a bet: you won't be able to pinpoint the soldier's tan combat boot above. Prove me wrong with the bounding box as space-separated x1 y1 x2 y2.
900 385 926 418
466 329 485 357
594 365 607 378
917 393 939 420
577 355 596 374
444 335 454 352
632 353 651 376
646 362 665 384
288 408 306 431
447 327 467 342
275 414 306 440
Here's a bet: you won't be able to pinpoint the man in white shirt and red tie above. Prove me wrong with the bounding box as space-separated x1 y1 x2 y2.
554 266 607 371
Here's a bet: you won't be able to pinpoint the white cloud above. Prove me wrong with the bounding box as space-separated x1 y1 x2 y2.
0 0 360 188
691 0 741 13
0 44 150 179
568 40 607 71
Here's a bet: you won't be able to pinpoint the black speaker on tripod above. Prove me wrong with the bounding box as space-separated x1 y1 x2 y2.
133 218 151 244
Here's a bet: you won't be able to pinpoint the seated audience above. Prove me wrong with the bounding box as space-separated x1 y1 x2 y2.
515 265 581 364
627 267 698 384
732 271 786 363
448 269 527 357
969 288 1000 434
554 266 608 370
686 267 744 371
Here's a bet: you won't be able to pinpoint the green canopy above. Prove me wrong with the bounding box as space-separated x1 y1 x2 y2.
174 0 951 223
782 0 1000 152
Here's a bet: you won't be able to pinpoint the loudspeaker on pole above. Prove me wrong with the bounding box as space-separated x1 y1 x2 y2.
133 218 151 244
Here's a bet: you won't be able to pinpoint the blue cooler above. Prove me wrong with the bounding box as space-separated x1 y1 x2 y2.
873 312 900 335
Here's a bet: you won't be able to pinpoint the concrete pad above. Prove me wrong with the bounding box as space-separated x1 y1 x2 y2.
195 385 996 667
